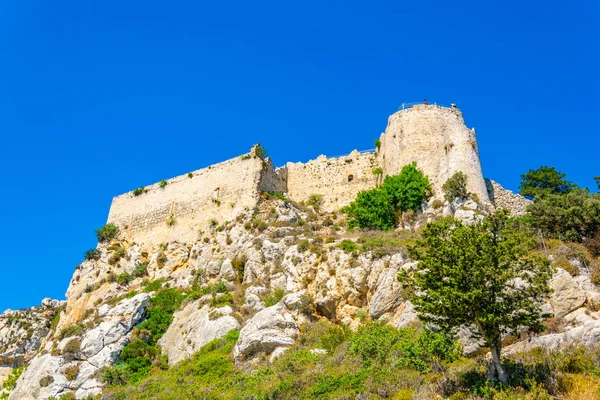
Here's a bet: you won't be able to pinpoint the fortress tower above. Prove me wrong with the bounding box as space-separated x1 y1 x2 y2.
377 104 490 203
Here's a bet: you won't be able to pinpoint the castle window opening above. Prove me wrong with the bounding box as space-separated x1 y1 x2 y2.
348 174 354 182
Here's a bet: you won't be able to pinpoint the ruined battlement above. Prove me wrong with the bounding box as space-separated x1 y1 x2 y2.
106 104 505 244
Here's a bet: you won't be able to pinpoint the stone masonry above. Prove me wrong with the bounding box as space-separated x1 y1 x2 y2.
105 105 519 245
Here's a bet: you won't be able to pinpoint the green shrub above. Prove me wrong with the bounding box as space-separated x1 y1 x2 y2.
372 167 383 175
108 246 126 265
63 365 80 381
95 223 119 242
307 194 324 210
132 262 148 278
381 162 432 212
231 255 247 282
262 289 285 307
59 324 83 340
346 188 396 231
133 187 146 196
442 171 469 202
527 189 600 242
188 172 193 178
159 180 167 188
374 138 381 149
297 239 310 252
62 338 82 361
117 273 133 286
339 239 359 253
166 215 176 226
39 375 54 387
255 145 267 160
84 248 100 261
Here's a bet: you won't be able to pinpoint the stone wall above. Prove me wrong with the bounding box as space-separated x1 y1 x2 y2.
485 179 531 216
284 150 379 212
106 147 280 244
377 105 490 204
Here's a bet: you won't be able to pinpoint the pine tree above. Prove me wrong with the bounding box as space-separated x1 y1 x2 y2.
399 211 553 383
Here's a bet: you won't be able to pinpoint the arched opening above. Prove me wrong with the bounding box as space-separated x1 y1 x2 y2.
348 174 354 182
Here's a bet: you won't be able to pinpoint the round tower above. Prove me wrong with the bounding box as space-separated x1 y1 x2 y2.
377 104 490 203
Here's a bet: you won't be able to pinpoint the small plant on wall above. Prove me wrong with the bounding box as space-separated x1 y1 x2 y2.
159 180 168 188
133 187 148 196
167 215 176 226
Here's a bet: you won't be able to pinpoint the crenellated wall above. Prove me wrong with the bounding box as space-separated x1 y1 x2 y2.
283 150 379 212
377 105 490 203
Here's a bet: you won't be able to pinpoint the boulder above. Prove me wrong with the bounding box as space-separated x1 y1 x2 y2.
159 302 240 366
370 266 404 319
549 268 586 319
234 302 299 361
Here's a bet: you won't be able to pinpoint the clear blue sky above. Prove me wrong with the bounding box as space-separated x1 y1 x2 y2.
0 1 598 311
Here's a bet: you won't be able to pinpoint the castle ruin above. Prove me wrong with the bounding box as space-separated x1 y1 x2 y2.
106 104 526 244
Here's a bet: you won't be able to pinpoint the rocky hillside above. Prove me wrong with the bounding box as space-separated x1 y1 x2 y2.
2 193 600 399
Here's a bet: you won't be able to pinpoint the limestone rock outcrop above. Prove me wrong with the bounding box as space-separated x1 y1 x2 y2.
159 302 240 366
9 293 149 400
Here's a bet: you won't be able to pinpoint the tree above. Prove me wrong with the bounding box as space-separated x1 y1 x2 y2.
527 188 600 242
346 189 396 231
519 166 577 199
398 212 552 383
594 176 600 190
381 162 432 212
442 171 469 202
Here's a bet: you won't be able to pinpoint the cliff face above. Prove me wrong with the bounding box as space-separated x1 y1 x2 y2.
3 195 600 399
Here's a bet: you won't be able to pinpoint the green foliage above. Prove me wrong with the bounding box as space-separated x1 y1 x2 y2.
231 255 247 282
63 365 80 381
95 223 119 242
400 211 553 382
62 338 82 361
297 239 310 252
346 188 396 231
374 138 381 149
339 239 359 253
356 232 418 258
132 262 148 278
381 162 432 212
1 366 24 396
595 176 600 190
255 145 267 160
83 248 100 261
39 375 54 387
527 189 600 242
345 163 432 231
133 187 147 196
519 166 577 199
187 172 194 178
117 272 133 286
108 246 126 265
101 321 600 400
442 171 469 202
159 180 167 188
102 288 186 386
307 194 324 210
262 289 285 307
142 278 165 293
59 324 84 340
372 167 383 176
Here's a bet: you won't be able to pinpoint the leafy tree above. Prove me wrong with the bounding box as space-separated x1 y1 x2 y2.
519 166 576 199
346 189 396 231
399 212 552 383
442 171 469 202
595 176 600 190
527 188 600 242
381 162 432 212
